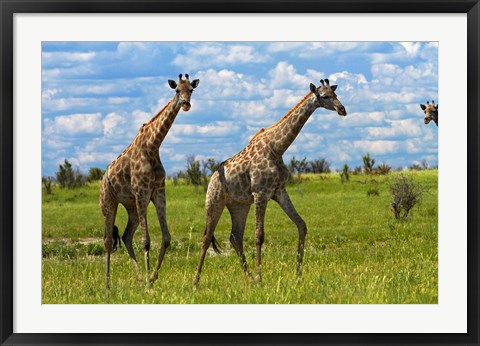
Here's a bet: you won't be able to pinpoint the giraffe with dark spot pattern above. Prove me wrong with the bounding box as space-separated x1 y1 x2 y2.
420 100 438 126
100 74 199 287
194 79 347 286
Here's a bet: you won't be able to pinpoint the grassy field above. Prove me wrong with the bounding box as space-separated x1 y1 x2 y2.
42 170 438 304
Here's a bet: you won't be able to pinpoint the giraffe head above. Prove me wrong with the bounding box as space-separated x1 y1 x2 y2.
168 74 200 112
310 79 347 116
420 100 438 125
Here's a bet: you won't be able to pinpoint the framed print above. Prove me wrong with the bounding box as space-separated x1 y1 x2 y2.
1 1 479 345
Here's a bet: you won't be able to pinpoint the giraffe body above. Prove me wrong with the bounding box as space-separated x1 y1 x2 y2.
100 74 199 287
194 79 346 285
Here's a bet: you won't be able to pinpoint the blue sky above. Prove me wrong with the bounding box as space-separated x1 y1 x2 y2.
41 41 438 176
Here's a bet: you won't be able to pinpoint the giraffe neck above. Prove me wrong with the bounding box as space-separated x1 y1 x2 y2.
142 97 182 149
267 93 318 156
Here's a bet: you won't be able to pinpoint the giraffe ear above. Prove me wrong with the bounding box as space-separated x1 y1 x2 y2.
330 85 338 92
168 80 177 89
190 79 200 89
310 83 317 93
420 104 426 111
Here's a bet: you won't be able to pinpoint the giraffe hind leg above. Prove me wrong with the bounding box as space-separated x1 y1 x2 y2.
227 202 252 280
194 173 226 287
121 208 141 282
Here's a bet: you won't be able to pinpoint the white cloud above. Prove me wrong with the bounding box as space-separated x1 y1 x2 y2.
353 140 401 155
269 61 313 89
42 51 96 62
366 118 423 139
400 42 422 57
42 88 63 101
195 68 268 100
171 121 240 137
103 112 127 137
50 113 103 134
172 43 268 69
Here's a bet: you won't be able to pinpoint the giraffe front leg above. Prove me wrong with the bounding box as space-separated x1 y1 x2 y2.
253 193 268 285
150 188 171 284
273 189 307 277
134 194 151 285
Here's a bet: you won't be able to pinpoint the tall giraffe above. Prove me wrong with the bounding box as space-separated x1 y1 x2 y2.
420 100 438 126
100 74 199 287
194 79 347 286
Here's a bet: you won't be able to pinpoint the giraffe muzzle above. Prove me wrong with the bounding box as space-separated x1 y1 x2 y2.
337 106 347 116
181 101 191 111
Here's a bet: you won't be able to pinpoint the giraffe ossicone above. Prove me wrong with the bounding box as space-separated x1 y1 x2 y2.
100 73 199 288
194 80 347 286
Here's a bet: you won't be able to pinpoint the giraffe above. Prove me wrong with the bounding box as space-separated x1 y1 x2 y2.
194 79 347 286
100 74 199 287
420 100 438 126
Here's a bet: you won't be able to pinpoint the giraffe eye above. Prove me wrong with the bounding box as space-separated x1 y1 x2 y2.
176 90 180 93
321 95 330 99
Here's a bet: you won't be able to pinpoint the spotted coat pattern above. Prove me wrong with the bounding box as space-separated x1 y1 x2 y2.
100 74 199 287
194 80 347 285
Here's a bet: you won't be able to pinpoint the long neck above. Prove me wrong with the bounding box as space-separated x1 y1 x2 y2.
143 97 182 149
267 93 318 156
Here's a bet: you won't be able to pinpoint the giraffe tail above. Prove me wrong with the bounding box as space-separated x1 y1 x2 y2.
112 225 121 252
211 235 222 255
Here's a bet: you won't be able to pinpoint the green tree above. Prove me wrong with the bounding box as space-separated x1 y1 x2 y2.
55 159 85 188
87 167 105 182
289 156 308 179
362 153 375 174
340 164 349 183
186 156 203 191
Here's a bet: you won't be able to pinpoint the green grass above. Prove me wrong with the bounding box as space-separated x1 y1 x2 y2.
42 170 438 304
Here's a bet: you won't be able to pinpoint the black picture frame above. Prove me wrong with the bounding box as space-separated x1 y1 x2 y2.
1 1 478 345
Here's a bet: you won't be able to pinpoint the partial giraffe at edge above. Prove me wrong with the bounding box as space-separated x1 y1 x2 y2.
420 100 438 126
194 79 347 286
100 74 200 288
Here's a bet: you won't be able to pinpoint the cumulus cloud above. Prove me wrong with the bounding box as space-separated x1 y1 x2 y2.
269 61 314 89
48 113 103 134
172 43 268 69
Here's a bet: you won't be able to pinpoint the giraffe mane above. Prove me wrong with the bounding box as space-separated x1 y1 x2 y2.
250 92 314 141
144 99 174 126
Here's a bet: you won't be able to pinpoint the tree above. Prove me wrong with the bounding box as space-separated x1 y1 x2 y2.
362 153 375 174
42 176 53 194
289 156 308 179
308 158 331 174
390 174 424 219
55 159 85 188
202 158 221 176
340 164 349 183
87 167 105 182
186 156 203 191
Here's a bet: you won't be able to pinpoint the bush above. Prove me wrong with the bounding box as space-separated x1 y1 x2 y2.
340 164 349 183
377 162 392 175
42 176 53 194
390 174 424 219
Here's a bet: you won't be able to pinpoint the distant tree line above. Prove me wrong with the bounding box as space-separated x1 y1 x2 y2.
42 159 105 193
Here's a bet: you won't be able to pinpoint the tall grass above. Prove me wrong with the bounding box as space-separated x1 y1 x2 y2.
42 170 437 304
